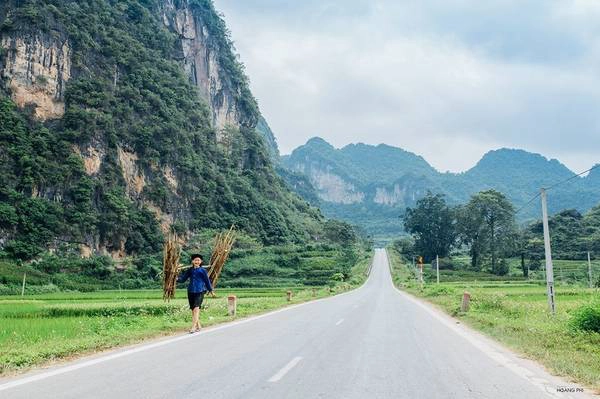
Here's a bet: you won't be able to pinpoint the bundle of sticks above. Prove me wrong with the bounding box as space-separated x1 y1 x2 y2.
161 226 236 301
162 232 181 302
208 226 236 288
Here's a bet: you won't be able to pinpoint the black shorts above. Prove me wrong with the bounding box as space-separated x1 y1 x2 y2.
187 292 205 309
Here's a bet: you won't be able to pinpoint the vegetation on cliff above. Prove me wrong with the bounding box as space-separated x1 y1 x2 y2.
0 0 323 263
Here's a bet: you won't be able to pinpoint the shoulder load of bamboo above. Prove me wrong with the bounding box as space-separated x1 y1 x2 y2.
162 232 181 301
208 226 236 288
161 227 236 301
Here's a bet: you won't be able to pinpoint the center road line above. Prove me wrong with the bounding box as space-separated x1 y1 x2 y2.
268 357 303 383
335 318 344 326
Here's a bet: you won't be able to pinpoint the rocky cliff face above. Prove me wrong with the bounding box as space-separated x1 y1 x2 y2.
288 160 422 207
283 138 600 240
0 33 70 120
161 0 254 138
373 185 404 206
1 0 256 134
0 0 320 261
309 168 364 204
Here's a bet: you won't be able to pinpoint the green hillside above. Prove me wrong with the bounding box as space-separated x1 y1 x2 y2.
0 0 323 262
283 138 599 241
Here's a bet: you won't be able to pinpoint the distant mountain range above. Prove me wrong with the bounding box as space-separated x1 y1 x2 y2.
281 137 600 240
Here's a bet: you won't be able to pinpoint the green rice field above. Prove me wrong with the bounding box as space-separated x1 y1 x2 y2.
0 287 331 375
0 252 373 375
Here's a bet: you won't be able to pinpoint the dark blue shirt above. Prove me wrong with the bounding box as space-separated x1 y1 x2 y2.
178 266 213 293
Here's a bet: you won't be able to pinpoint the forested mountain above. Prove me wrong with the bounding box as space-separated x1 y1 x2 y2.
0 0 323 261
283 138 600 240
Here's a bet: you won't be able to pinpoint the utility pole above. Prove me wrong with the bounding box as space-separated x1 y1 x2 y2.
21 272 26 297
417 256 424 288
436 255 440 284
540 188 555 314
588 252 593 289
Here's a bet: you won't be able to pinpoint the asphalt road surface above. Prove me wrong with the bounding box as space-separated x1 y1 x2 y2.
0 249 593 398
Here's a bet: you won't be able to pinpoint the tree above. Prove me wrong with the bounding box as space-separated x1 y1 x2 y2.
403 192 456 262
323 219 357 246
456 204 486 271
457 190 516 274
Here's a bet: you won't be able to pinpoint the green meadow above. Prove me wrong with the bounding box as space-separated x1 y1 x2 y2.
0 252 372 375
0 288 328 374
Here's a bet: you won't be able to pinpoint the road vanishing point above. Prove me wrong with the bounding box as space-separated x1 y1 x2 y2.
0 249 593 399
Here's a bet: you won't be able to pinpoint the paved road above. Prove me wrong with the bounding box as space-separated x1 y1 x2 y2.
0 249 593 398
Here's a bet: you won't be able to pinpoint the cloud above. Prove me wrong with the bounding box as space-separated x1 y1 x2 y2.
215 0 600 173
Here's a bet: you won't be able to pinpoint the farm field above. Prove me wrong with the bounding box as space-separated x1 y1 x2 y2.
0 252 372 376
416 254 600 285
0 287 326 375
388 249 600 392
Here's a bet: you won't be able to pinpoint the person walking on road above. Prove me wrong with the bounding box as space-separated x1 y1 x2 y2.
178 254 213 333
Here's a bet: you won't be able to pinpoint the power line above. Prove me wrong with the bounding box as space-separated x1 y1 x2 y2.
515 192 541 215
545 164 600 192
515 163 600 215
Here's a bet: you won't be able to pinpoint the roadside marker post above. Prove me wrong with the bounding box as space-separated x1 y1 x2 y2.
417 256 424 287
461 291 470 312
436 255 440 284
540 188 556 315
588 252 593 289
227 295 237 316
21 272 26 297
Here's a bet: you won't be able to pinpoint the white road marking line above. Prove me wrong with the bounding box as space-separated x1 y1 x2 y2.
335 318 344 326
268 357 303 382
0 276 373 392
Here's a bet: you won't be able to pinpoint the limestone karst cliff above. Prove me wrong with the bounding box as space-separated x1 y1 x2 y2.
0 0 320 260
283 137 599 240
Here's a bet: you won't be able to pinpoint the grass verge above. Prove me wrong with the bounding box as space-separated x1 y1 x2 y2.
387 248 600 392
0 250 372 376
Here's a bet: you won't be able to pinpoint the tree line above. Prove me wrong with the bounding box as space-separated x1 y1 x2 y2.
399 190 600 276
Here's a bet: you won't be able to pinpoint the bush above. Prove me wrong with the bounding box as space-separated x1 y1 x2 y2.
423 285 456 297
474 294 506 311
430 257 454 270
528 258 542 271
570 303 600 333
392 237 414 256
492 259 509 276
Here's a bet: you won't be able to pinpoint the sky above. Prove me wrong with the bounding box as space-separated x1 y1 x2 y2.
214 0 600 173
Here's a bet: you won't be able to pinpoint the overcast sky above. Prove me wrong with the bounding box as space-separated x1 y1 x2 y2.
214 0 600 173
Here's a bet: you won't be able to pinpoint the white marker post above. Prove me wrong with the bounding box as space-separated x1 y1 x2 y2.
540 188 555 314
436 255 440 284
412 255 417 281
21 272 26 297
588 252 593 289
227 295 237 316
417 256 424 287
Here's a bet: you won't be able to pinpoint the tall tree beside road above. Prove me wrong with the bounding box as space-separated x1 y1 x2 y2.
403 192 456 262
458 190 517 274
456 203 487 271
